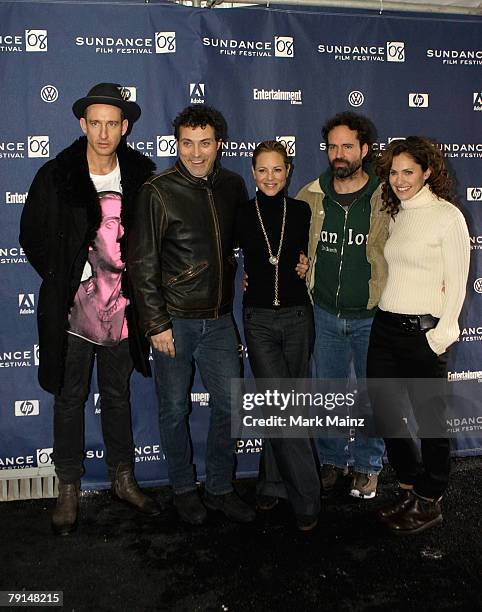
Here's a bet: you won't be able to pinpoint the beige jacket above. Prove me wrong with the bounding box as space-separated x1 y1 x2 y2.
296 179 389 310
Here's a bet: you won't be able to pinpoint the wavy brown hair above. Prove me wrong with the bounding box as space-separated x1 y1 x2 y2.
375 136 455 217
252 140 290 169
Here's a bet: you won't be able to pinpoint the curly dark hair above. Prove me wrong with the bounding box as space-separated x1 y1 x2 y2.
173 105 228 141
375 136 455 217
322 112 377 161
252 140 290 169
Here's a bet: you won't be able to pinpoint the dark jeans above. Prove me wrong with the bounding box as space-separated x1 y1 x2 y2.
244 305 320 517
367 309 450 499
152 314 241 495
52 333 134 483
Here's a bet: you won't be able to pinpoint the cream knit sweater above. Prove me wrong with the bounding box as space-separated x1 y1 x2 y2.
379 184 470 355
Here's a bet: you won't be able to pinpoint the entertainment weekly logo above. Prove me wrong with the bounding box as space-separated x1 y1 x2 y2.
0 136 49 160
0 30 48 53
202 36 294 58
253 88 302 105
317 41 405 62
426 48 482 66
74 32 176 54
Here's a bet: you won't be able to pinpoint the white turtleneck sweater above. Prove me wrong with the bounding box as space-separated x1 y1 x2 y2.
379 184 470 355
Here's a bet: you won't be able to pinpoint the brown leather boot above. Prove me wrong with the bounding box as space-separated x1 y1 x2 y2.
378 488 413 522
51 480 80 536
111 463 160 516
386 492 442 535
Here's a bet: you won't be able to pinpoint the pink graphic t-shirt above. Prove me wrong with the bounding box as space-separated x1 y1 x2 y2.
68 185 129 346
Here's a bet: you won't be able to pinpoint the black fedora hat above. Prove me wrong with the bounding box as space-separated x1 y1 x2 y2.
72 83 141 124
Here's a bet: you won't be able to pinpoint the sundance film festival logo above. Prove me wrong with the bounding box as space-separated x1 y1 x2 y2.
40 85 58 103
386 41 405 62
155 32 176 54
15 400 39 416
190 83 205 104
37 448 53 467
18 293 35 315
348 91 364 107
467 187 482 201
409 93 429 108
25 30 48 52
202 35 294 58
28 136 49 158
0 29 47 53
274 36 294 57
317 40 404 62
0 246 28 265
473 93 482 111
276 136 296 157
427 48 482 66
157 135 177 157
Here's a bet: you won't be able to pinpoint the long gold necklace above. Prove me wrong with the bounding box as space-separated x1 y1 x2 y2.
254 196 286 307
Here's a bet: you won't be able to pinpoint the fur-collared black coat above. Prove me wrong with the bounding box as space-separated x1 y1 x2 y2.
19 136 155 394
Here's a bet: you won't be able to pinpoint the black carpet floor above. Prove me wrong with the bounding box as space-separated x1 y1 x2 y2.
1 457 481 612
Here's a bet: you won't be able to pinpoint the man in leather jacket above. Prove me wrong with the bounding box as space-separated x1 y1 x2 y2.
128 105 255 525
20 83 159 536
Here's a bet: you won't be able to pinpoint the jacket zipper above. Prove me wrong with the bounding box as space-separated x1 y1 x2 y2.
206 187 223 316
334 197 359 317
165 262 209 287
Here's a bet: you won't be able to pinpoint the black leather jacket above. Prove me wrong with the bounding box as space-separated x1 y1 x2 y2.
128 160 247 336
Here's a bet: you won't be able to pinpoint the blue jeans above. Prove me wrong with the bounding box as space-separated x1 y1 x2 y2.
313 304 385 474
153 314 241 495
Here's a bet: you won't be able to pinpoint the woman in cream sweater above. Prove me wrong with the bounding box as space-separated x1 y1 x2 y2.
368 136 470 535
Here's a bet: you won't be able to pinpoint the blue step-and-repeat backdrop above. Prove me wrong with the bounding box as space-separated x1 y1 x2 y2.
1 1 481 488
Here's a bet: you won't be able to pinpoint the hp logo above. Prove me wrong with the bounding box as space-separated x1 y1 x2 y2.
467 187 482 201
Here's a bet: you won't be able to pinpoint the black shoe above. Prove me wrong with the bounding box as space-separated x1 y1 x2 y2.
111 463 160 516
204 490 256 523
378 488 413 522
296 514 318 532
256 494 279 511
51 480 80 536
173 490 207 525
386 492 442 535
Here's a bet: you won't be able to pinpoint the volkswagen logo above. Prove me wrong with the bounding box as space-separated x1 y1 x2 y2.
348 90 364 107
40 85 58 103
474 278 482 294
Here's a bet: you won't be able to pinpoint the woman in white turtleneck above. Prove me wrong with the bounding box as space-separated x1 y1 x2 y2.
368 136 470 535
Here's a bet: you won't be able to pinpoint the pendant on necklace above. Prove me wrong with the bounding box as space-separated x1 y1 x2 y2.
269 256 278 265
273 299 280 307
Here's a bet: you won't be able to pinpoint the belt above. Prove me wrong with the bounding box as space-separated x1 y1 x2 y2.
379 310 439 332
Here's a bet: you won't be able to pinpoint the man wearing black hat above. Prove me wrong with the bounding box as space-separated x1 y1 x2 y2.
20 83 159 535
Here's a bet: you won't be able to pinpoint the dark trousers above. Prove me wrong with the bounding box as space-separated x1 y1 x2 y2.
243 305 320 517
52 333 135 483
367 309 450 499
